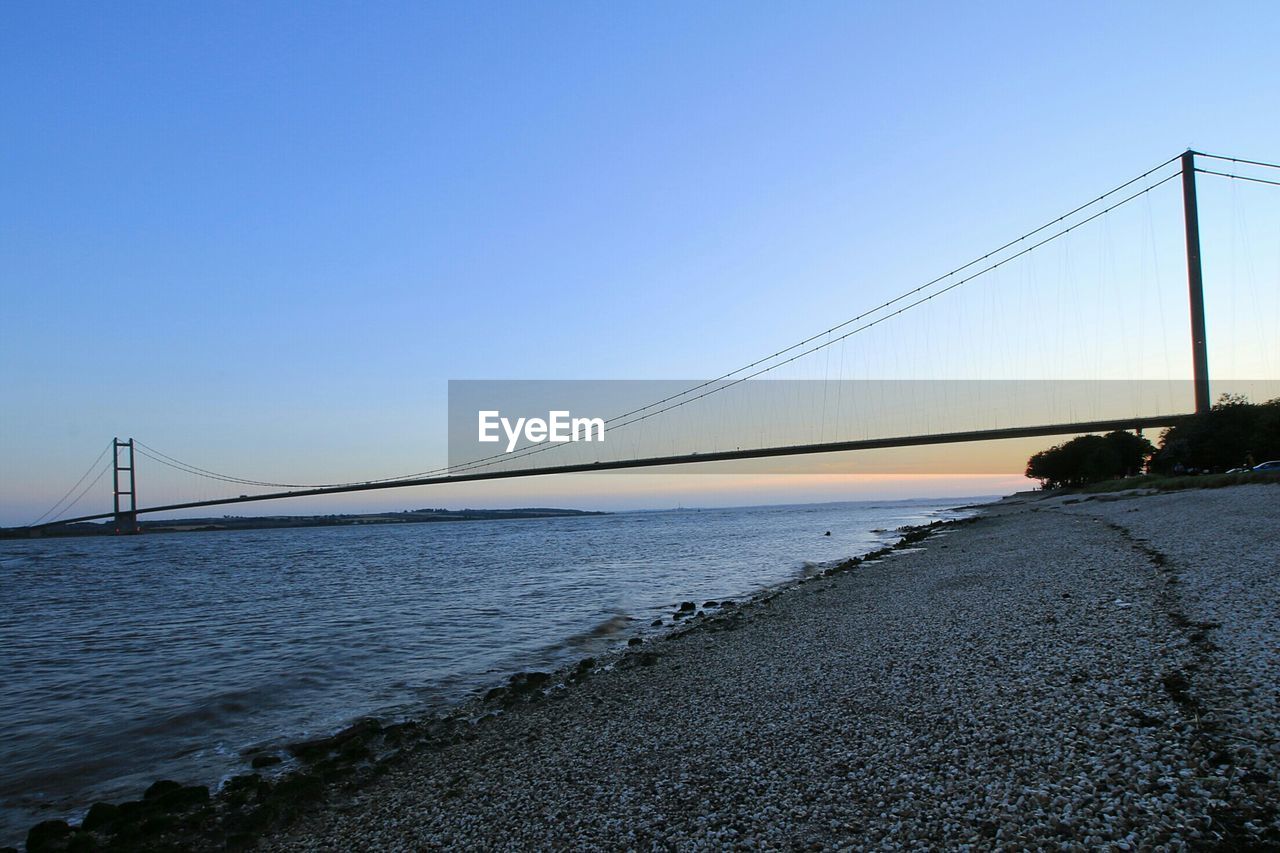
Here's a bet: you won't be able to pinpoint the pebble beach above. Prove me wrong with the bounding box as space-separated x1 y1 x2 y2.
20 484 1280 851
252 484 1279 851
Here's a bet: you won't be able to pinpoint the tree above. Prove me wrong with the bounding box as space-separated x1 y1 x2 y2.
1025 431 1154 489
1106 430 1155 477
1249 398 1280 462
1150 394 1280 473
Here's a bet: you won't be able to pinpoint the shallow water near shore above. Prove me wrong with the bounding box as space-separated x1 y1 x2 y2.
0 497 987 844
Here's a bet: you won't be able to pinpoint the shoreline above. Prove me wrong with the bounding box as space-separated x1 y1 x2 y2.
16 486 1280 849
9 501 974 852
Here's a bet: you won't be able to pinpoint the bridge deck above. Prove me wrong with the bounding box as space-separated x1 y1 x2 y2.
29 415 1188 529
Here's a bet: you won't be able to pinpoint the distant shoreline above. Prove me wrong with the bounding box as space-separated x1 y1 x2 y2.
0 507 607 539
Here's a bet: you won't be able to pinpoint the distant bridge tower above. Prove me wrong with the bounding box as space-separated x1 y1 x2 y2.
113 437 138 534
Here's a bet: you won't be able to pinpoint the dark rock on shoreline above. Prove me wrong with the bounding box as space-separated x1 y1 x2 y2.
143 780 181 800
25 820 70 852
24 783 213 851
287 718 382 764
566 658 594 684
29 709 442 851
507 671 550 695
135 780 210 814
79 804 118 832
380 721 418 744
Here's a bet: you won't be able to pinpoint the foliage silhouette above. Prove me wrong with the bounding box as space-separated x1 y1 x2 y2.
1027 395 1280 488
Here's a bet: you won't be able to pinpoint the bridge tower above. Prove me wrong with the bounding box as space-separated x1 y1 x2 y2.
112 437 138 534
1181 150 1210 414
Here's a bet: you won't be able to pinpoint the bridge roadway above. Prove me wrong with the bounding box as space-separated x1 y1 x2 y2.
33 414 1189 529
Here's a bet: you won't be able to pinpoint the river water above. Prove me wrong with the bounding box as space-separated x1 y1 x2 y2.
0 497 990 844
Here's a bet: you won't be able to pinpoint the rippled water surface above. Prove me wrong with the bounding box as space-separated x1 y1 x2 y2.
0 498 987 843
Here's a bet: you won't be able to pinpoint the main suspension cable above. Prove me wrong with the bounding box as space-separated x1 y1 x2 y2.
1196 168 1280 189
1196 152 1280 172
29 441 112 526
376 154 1189 481
441 169 1185 476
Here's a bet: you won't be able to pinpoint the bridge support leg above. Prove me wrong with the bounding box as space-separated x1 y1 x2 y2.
1181 150 1211 414
113 437 139 534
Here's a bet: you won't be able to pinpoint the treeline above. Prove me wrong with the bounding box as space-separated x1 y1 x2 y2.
1026 431 1152 488
1026 395 1280 489
1151 395 1280 474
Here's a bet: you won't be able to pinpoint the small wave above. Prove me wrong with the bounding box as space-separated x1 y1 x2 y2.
558 613 633 649
798 561 826 578
127 683 294 739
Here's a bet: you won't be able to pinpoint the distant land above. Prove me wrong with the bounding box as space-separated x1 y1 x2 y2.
1 508 606 539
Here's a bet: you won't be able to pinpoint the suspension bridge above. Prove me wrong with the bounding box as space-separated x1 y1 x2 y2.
16 150 1280 535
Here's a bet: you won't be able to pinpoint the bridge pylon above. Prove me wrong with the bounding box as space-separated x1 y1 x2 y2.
1181 150 1210 414
113 437 138 534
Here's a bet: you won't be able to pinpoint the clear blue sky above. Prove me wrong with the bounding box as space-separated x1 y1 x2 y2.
2 1 1278 524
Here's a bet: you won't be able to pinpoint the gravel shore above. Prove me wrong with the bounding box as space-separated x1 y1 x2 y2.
260 485 1279 851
